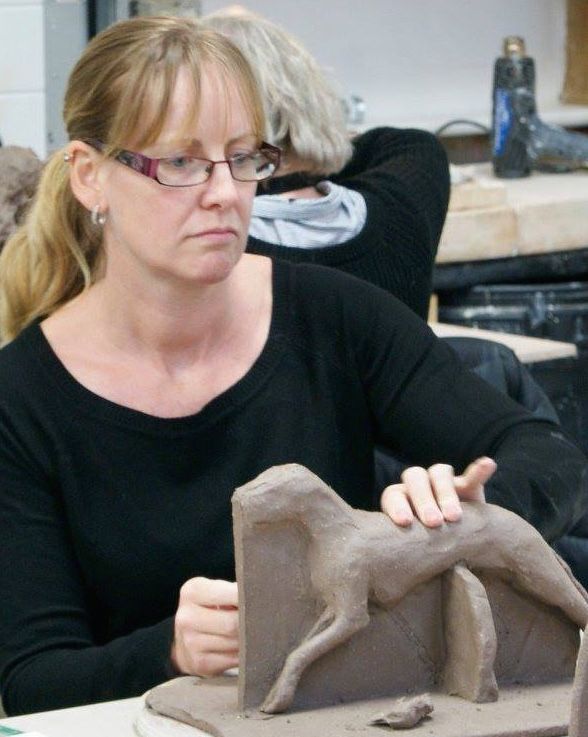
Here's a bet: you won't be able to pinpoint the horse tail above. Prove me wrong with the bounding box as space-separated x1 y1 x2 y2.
553 549 588 606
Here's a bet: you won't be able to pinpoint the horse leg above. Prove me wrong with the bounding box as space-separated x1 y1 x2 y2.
261 585 370 714
500 534 588 628
301 605 337 642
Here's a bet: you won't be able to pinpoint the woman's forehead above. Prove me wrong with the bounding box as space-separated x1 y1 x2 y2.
134 64 258 151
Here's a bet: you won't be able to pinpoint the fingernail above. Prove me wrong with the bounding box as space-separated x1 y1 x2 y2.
444 504 462 522
424 508 444 526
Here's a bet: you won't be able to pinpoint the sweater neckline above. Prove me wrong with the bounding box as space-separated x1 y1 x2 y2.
26 261 289 435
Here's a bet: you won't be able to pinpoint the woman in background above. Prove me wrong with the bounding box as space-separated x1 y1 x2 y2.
202 7 450 319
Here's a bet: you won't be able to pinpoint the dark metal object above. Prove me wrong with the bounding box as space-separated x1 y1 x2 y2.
492 36 535 178
438 281 588 349
491 35 588 178
438 280 588 454
434 248 588 292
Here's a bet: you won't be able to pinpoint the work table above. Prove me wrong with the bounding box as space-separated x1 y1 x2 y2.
437 165 588 265
431 321 577 363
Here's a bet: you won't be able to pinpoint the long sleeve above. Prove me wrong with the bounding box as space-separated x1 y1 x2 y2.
484 424 588 542
0 418 176 715
334 126 450 258
248 127 450 318
326 269 588 540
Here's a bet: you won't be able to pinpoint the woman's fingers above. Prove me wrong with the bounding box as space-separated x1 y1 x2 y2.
381 466 445 527
381 457 497 528
183 576 239 608
454 457 497 501
171 577 240 677
428 463 462 522
400 466 444 527
380 483 415 527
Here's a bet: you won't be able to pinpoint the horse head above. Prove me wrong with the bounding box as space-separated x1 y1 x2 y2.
232 463 351 527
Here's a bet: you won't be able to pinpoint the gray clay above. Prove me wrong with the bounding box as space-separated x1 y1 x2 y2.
232 464 588 714
143 464 588 737
368 693 434 728
441 563 498 702
569 628 588 737
0 146 42 250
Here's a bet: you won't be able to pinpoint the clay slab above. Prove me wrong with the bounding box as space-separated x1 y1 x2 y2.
142 676 572 737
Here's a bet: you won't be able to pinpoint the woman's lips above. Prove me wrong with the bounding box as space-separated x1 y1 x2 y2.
197 227 237 235
193 227 238 243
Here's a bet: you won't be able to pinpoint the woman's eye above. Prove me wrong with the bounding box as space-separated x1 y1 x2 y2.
167 157 191 169
230 152 254 166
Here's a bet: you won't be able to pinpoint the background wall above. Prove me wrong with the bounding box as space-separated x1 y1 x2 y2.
0 0 45 155
0 0 585 159
202 0 574 133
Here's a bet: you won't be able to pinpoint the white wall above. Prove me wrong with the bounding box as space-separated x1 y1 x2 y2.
0 0 45 156
203 0 577 134
0 0 584 159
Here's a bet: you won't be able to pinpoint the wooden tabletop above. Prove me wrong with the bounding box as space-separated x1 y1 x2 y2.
437 165 588 264
431 321 577 363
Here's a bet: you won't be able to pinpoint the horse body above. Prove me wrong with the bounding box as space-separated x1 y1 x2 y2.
233 464 588 714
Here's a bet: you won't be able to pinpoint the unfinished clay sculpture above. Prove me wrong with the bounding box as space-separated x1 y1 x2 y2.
232 464 588 714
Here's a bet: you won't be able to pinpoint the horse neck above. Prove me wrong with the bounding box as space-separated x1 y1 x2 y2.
237 469 356 534
292 483 355 536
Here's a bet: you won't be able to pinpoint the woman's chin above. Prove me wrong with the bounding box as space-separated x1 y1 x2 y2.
181 250 242 286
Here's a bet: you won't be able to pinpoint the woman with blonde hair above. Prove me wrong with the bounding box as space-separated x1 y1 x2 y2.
202 7 450 318
0 15 585 717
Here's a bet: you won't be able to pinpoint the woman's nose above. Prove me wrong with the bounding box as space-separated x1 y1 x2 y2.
200 160 240 206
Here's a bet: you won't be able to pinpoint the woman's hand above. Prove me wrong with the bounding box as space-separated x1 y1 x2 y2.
171 577 239 677
380 456 497 528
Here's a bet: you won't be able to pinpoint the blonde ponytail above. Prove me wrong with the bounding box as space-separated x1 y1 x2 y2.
0 150 100 344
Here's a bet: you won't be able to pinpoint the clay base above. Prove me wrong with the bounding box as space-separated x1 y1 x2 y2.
142 676 572 737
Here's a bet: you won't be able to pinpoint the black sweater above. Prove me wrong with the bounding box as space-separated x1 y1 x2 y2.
248 127 450 319
0 262 585 714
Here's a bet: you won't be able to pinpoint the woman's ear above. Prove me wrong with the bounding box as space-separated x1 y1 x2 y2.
65 141 106 212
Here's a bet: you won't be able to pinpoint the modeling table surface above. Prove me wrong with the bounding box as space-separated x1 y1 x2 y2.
431 321 577 363
0 697 141 736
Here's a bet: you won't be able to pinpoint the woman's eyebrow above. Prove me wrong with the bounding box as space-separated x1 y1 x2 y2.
146 133 258 158
187 134 258 150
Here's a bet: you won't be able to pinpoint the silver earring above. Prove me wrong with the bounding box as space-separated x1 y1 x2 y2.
63 152 71 162
90 205 107 227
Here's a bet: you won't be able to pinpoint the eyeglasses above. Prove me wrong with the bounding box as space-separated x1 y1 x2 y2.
86 139 281 187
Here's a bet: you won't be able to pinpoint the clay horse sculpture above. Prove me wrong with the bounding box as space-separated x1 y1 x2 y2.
232 463 588 715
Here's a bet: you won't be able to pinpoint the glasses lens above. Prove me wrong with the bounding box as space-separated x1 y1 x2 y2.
158 157 211 186
153 148 279 186
229 151 278 182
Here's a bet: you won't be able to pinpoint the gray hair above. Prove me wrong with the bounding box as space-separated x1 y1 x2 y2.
201 9 353 176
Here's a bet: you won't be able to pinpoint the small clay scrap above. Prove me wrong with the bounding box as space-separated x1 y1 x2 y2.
0 146 43 250
368 694 434 729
